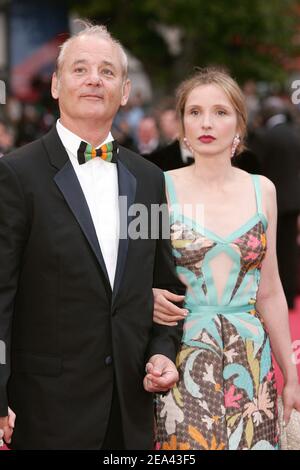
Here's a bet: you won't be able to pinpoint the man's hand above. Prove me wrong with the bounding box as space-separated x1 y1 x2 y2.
153 288 187 326
0 408 16 446
143 354 179 393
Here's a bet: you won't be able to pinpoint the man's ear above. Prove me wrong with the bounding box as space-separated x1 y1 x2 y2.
120 79 131 107
51 72 59 100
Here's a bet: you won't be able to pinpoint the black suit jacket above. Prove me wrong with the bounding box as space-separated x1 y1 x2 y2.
249 123 300 214
144 140 193 171
0 127 185 449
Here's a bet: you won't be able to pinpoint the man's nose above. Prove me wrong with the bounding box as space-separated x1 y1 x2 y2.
87 71 102 86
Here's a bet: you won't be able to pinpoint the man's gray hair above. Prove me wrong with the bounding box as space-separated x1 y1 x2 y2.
56 20 128 79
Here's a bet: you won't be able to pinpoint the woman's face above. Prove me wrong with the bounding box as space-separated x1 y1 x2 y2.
183 83 239 158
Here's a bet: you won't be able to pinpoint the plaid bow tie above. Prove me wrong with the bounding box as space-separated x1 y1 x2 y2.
77 140 119 165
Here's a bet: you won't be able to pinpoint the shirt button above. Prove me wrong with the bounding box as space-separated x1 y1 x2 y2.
105 356 113 366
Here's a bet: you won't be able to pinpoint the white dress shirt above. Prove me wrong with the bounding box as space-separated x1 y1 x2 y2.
56 120 119 288
266 113 287 129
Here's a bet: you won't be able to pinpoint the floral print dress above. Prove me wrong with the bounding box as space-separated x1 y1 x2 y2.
155 173 279 450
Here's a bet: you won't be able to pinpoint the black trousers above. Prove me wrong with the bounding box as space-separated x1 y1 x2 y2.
277 212 299 309
101 379 125 450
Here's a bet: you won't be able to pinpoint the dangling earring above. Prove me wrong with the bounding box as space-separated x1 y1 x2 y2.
183 137 194 156
231 134 240 158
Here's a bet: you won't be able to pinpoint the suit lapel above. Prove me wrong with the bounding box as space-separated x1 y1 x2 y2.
43 129 137 300
43 128 111 288
112 155 137 303
54 161 111 286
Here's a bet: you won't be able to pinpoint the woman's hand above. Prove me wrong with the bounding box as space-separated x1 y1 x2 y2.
282 381 300 425
153 288 187 326
0 407 16 446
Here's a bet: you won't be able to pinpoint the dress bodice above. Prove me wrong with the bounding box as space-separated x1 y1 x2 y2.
164 173 268 315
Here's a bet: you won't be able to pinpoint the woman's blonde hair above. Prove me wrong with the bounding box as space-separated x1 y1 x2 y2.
176 67 247 154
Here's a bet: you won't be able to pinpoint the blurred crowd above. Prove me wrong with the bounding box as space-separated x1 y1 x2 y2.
0 76 58 155
0 77 300 307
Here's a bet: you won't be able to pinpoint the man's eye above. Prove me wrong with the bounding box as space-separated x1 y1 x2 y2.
102 69 114 76
74 68 86 73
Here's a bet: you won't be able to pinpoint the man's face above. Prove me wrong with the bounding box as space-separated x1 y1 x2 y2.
159 110 179 141
137 118 159 144
51 35 130 125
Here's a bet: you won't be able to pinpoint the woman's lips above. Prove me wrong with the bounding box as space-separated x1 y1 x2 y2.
198 136 216 143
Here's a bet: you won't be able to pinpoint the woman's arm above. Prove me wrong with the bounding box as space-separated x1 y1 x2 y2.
256 176 300 424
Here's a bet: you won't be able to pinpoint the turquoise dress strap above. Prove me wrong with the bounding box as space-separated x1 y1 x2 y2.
164 172 178 207
251 174 268 229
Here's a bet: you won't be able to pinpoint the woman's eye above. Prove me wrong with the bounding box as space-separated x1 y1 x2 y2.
190 109 199 116
217 110 227 116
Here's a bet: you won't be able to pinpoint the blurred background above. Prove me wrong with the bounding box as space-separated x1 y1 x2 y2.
0 0 300 145
0 0 300 146
0 0 299 311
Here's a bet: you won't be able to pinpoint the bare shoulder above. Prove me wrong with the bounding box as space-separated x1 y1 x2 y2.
166 167 188 179
259 175 276 195
234 168 276 197
232 167 252 183
165 167 192 183
258 175 277 220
